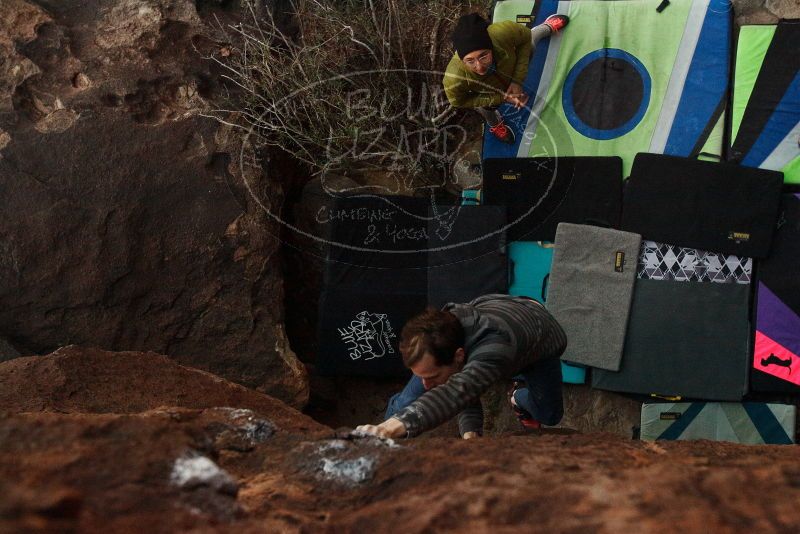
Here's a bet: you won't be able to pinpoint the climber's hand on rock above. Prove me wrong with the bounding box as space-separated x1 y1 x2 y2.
462 431 481 440
355 417 406 439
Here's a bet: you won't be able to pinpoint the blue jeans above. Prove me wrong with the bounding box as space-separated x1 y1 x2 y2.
384 356 564 426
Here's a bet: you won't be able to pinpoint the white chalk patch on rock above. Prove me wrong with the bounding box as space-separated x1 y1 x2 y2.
320 456 376 484
317 440 349 453
239 420 274 443
216 407 275 444
218 407 255 419
170 454 238 494
348 429 400 448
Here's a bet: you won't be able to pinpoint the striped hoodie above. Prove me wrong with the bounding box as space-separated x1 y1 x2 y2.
394 294 568 437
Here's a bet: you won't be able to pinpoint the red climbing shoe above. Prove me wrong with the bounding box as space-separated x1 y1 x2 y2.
509 380 542 430
489 121 515 144
543 14 570 34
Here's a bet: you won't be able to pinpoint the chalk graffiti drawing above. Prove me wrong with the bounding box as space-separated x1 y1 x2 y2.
337 311 396 361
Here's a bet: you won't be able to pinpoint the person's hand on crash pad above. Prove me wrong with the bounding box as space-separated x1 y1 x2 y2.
355 417 407 439
504 82 529 109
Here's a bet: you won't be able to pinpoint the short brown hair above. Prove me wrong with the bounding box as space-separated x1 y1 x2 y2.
399 308 465 368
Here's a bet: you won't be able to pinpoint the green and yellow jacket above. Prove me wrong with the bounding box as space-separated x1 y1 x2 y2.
443 21 532 109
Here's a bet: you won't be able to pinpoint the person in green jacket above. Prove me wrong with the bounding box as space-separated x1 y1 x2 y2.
443 12 570 144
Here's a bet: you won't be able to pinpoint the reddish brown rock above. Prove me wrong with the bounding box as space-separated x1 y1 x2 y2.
0 408 294 533
3 408 800 533
0 346 325 435
0 0 307 406
1 347 799 533
311 434 800 533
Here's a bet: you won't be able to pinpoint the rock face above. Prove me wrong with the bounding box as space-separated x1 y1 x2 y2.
3 2 800 529
0 0 308 406
1 409 250 531
736 0 800 24
2 351 800 533
0 346 326 434
0 337 21 362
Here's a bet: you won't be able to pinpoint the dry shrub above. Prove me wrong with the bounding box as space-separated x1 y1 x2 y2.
208 0 488 189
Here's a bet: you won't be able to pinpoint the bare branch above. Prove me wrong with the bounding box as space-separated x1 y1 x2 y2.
206 0 466 187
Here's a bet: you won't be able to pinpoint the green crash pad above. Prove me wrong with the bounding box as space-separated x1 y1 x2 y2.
492 0 537 26
729 22 800 184
483 0 731 176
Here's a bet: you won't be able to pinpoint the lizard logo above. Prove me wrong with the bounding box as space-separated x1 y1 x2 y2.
337 311 397 361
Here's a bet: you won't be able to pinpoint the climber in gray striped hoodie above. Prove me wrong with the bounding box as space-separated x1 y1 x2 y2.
355 294 567 439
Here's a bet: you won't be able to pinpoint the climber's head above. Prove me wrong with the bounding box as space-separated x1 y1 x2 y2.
453 13 494 76
399 308 465 390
